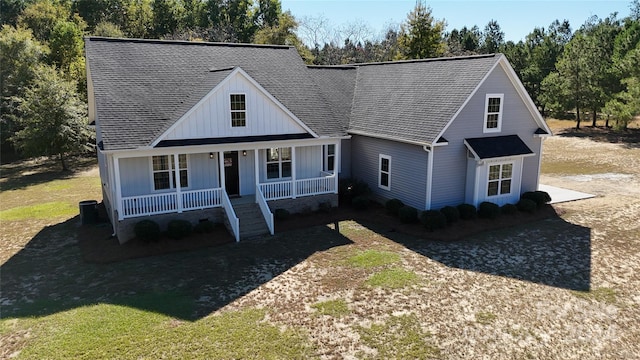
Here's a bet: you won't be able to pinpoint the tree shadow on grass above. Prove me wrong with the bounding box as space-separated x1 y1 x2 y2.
556 126 640 149
0 216 352 321
0 156 98 191
360 214 592 291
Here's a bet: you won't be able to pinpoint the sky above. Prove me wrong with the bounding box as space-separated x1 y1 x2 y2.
281 0 634 44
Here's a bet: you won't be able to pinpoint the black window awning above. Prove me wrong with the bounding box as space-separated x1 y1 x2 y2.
464 135 534 160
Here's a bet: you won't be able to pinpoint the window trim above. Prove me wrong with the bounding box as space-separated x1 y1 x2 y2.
229 93 247 128
378 154 391 191
323 144 336 173
486 161 513 198
150 154 190 191
265 147 292 180
483 93 504 133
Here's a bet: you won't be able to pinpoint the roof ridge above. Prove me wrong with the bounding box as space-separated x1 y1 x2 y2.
85 36 294 49
307 65 357 70
348 53 499 67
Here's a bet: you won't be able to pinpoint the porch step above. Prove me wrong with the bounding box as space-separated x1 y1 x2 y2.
234 202 270 239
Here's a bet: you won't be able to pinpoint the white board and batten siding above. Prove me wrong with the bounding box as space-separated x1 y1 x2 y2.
119 153 219 197
256 146 322 183
431 64 544 209
351 136 428 210
164 73 309 141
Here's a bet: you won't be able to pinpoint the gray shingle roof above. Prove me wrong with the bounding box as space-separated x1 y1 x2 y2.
85 37 344 151
349 55 500 144
86 37 501 151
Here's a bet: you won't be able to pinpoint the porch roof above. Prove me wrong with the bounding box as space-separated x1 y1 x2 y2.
464 135 534 160
155 133 314 147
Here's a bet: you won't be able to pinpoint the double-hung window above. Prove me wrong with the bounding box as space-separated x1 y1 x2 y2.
266 147 292 179
484 94 503 133
379 154 391 190
152 154 188 190
487 163 512 196
230 94 246 127
324 144 335 172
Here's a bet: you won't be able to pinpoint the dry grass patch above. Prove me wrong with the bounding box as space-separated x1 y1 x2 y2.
572 287 618 304
311 299 350 317
357 314 440 359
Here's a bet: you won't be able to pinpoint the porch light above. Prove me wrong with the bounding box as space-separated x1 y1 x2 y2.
242 150 247 156
209 152 214 159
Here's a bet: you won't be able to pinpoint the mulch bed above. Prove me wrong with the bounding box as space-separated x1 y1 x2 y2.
79 202 559 263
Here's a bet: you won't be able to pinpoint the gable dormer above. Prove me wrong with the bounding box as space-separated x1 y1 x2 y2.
154 67 315 146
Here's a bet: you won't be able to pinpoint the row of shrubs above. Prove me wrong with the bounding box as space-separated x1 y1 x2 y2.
384 190 552 231
134 218 218 242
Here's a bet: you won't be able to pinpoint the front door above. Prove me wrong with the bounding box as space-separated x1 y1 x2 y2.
224 151 240 196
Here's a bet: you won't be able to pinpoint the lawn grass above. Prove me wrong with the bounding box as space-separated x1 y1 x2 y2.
365 267 420 289
571 287 618 304
0 201 77 221
7 306 313 359
346 249 400 268
311 299 350 317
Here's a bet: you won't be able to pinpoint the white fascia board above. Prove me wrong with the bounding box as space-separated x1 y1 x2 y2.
150 67 319 148
463 139 482 161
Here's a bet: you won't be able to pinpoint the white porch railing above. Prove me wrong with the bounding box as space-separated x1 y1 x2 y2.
221 190 240 242
295 175 335 198
259 180 292 200
120 188 222 219
121 192 178 218
259 173 337 201
256 185 274 235
182 188 221 211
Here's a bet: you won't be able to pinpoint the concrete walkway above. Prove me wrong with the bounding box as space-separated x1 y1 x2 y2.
538 184 596 204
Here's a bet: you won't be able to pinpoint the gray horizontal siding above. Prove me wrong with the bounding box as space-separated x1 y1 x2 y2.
433 65 543 208
351 135 428 210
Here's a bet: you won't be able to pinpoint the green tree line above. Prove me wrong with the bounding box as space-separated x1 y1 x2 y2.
1 0 639 168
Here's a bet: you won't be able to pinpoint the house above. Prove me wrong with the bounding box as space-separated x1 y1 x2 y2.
85 37 550 243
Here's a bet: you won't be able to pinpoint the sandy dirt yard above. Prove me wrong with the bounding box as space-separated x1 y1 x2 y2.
1 122 639 359
221 123 640 359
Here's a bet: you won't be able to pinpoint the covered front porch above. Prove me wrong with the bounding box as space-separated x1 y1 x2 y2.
106 138 341 242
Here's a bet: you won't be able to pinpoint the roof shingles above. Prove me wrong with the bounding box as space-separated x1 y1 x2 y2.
86 38 501 151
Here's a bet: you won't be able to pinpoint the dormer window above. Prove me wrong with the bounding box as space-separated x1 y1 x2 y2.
484 94 503 133
230 94 246 127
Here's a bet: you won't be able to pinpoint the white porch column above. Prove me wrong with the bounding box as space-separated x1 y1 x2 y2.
218 151 226 191
254 149 260 188
173 153 183 213
334 140 340 193
114 155 123 220
291 146 297 199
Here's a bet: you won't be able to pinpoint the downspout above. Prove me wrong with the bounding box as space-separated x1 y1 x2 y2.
423 145 433 210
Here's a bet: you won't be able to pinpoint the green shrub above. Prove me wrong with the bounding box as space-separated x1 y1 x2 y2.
194 220 216 233
134 219 161 242
167 219 192 240
457 203 478 220
500 203 518 215
478 201 501 219
420 210 447 231
516 198 537 213
339 178 371 202
274 208 290 220
521 191 552 206
398 206 418 223
352 196 370 210
385 198 405 216
439 206 460 224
